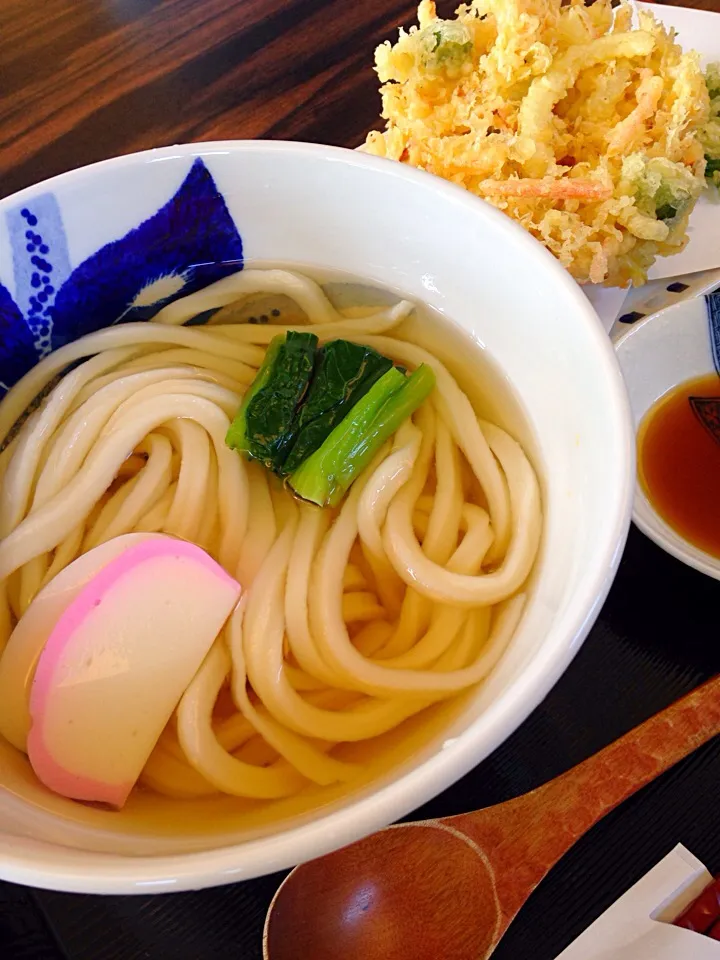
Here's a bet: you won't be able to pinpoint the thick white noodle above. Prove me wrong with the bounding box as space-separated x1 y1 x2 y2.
153 269 349 326
0 267 541 804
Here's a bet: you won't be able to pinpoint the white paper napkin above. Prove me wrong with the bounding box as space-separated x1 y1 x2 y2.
555 845 719 960
583 285 631 332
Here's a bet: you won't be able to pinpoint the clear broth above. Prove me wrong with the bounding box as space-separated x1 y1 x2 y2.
0 262 541 854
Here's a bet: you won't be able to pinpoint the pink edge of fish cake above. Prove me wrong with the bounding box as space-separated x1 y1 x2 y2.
27 537 241 808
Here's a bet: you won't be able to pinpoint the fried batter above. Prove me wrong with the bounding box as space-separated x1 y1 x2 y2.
365 0 710 286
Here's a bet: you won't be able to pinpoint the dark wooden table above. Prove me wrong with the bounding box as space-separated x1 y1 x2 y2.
1 2 719 959
1 0 717 201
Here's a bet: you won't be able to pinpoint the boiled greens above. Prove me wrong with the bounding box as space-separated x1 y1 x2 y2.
225 330 317 471
281 339 393 475
289 364 435 507
226 331 435 507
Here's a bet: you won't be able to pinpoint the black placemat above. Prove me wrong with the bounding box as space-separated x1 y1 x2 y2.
1 524 719 960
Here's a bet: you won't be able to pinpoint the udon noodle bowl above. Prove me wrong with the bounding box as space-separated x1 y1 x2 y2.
0 266 542 846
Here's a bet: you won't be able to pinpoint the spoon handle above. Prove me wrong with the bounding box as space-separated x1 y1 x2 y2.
534 672 720 825
452 675 720 918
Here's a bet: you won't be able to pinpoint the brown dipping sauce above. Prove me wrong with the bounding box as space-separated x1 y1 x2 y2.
638 373 720 559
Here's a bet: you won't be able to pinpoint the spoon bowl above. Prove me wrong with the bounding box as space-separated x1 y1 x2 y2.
266 823 499 960
264 675 720 960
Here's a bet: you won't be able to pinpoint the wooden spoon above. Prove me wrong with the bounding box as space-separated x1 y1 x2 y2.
264 675 720 960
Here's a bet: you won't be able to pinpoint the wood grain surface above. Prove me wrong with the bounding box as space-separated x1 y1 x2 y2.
0 0 717 201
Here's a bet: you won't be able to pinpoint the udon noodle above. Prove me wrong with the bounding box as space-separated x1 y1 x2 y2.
0 268 541 804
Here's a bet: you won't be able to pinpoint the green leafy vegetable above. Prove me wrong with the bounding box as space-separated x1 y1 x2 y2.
280 340 393 475
706 157 720 177
289 364 436 508
225 330 317 470
226 330 436 507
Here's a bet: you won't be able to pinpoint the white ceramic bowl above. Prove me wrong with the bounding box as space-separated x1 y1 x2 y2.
0 141 633 894
615 294 720 579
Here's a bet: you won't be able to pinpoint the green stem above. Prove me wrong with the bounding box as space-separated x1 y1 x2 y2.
290 364 435 507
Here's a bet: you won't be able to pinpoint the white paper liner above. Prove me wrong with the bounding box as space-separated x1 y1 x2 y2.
555 845 719 960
